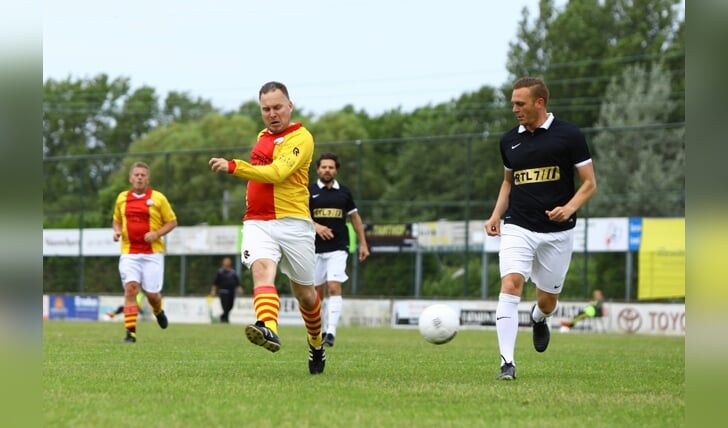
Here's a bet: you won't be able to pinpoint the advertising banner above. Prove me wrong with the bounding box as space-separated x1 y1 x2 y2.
47 295 99 320
365 223 417 253
43 225 240 257
638 218 685 300
44 217 668 256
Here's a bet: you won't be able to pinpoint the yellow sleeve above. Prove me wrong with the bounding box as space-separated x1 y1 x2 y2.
112 192 125 223
231 130 313 183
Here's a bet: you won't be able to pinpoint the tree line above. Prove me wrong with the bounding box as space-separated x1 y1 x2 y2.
43 0 685 301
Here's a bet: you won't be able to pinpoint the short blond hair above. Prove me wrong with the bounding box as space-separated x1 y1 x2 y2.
129 161 150 177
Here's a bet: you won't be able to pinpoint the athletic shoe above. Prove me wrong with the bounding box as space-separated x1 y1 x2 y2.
531 304 550 352
155 310 168 329
122 331 136 343
245 321 281 353
308 344 326 374
323 332 335 347
496 362 516 380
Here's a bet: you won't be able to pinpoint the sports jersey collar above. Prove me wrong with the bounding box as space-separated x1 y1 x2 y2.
130 188 152 198
518 112 554 134
316 179 340 189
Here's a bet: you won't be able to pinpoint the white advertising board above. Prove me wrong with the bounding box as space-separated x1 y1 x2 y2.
43 225 240 256
44 218 637 257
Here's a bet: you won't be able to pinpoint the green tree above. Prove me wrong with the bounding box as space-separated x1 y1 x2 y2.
109 113 260 226
663 19 685 123
507 0 557 79
589 62 684 217
507 0 684 128
350 107 416 221
236 99 265 130
43 75 159 227
161 91 215 125
377 86 504 222
307 108 386 203
43 75 226 227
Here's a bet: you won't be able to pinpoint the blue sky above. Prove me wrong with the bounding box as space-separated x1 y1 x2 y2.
43 0 565 116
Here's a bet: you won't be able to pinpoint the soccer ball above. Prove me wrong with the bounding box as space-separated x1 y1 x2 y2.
418 304 459 344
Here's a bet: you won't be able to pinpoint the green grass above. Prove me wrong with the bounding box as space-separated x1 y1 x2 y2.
43 321 684 428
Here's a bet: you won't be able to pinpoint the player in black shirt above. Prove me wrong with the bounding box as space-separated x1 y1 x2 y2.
209 256 243 323
309 153 369 347
485 77 597 381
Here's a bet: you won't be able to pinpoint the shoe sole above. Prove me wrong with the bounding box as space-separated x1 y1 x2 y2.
245 325 281 353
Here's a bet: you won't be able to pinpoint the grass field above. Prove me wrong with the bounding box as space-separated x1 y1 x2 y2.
43 321 684 428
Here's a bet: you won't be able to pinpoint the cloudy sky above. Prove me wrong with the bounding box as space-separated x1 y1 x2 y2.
43 0 568 116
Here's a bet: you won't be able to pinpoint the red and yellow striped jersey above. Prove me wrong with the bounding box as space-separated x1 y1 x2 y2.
228 123 314 221
113 188 177 254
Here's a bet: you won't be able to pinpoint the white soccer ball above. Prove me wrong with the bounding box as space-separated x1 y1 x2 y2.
418 304 459 344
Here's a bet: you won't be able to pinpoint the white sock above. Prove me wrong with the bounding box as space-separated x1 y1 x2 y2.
496 293 521 365
319 297 328 333
327 295 342 336
532 300 559 322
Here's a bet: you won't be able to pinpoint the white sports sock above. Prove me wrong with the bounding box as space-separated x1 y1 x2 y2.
327 295 343 336
320 297 328 333
496 293 521 365
532 300 559 322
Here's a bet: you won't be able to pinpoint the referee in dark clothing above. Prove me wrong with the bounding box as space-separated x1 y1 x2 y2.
209 256 243 323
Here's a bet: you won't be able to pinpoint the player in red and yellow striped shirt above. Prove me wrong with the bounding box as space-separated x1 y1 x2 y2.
113 161 177 343
209 81 325 374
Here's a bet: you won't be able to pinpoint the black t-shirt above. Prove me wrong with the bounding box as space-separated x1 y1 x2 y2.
499 116 592 233
309 180 357 253
213 268 240 293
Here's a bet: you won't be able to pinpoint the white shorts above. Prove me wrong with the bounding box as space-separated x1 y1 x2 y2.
314 250 349 286
118 253 165 293
241 218 315 286
498 223 575 294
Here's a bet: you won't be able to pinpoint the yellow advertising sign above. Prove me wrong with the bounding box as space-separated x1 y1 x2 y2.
638 218 685 300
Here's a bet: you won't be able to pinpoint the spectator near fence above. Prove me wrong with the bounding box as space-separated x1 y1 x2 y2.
561 289 605 331
209 256 243 323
